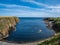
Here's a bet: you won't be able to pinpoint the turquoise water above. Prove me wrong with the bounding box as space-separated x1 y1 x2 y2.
6 17 55 43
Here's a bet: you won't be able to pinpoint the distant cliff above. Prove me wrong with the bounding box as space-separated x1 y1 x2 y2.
44 18 60 32
0 17 19 40
38 18 60 45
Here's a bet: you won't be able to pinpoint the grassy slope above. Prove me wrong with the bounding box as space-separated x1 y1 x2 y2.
38 18 60 45
0 17 19 40
0 17 19 30
38 33 60 45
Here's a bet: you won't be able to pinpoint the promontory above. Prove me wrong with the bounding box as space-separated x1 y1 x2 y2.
0 17 19 40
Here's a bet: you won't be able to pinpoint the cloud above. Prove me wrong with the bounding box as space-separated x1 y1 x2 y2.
48 5 60 8
21 0 48 7
0 3 31 9
20 0 60 15
21 0 60 9
0 2 60 17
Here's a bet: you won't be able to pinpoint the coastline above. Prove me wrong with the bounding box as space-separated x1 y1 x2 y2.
38 18 60 45
0 17 58 45
0 18 55 45
0 33 57 45
0 17 19 40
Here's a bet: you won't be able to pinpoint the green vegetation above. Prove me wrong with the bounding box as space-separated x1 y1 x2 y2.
47 18 60 24
38 33 60 45
38 18 60 45
44 18 60 32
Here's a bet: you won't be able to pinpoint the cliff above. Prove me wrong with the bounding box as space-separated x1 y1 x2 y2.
38 18 60 45
44 18 60 32
0 17 19 40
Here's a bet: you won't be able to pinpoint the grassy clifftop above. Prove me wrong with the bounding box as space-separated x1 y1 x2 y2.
45 18 60 24
0 17 19 40
38 33 60 45
38 18 60 45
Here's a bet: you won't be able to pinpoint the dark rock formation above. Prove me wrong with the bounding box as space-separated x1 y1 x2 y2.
44 18 60 33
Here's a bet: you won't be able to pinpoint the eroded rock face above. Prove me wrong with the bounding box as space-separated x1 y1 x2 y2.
0 17 19 40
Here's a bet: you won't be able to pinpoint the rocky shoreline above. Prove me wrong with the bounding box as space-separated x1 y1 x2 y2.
0 17 19 40
38 18 60 45
44 18 60 32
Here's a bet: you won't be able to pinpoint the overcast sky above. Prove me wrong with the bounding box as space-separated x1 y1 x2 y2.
0 0 60 17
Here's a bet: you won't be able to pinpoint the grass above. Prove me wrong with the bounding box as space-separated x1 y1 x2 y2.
38 18 60 45
38 33 60 45
47 18 60 24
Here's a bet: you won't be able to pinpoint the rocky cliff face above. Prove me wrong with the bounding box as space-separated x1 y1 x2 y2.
44 18 60 32
0 17 19 40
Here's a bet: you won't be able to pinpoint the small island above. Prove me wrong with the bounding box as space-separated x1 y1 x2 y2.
0 17 19 40
38 18 60 45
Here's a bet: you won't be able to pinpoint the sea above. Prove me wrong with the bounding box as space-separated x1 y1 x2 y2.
6 17 55 43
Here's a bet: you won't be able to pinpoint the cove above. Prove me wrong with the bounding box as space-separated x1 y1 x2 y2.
6 17 55 43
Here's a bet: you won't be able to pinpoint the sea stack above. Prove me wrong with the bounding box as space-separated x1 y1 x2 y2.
0 17 19 40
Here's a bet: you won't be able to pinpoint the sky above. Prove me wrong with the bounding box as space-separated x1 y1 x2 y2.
0 0 60 17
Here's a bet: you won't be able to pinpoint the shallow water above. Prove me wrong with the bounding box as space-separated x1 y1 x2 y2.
6 17 55 43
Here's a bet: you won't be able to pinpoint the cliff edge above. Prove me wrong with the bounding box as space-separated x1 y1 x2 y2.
0 17 19 40
38 18 60 45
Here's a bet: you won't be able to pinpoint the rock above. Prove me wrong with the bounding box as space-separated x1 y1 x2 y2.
0 17 19 40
